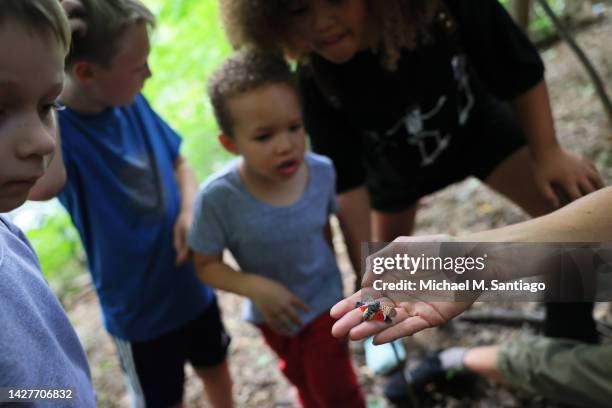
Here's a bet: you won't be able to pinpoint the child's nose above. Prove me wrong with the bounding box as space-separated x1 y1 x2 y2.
17 115 56 159
275 132 294 154
144 62 153 79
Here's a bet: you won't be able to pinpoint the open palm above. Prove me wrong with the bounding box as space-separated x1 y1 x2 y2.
330 290 472 344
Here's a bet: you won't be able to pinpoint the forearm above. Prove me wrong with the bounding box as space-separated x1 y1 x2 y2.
459 187 612 283
462 187 612 243
337 186 372 279
194 255 267 299
511 80 560 159
174 155 198 214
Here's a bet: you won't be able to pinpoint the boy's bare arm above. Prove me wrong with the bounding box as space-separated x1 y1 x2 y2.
193 252 260 297
173 155 198 265
28 129 67 201
174 155 198 214
194 252 310 333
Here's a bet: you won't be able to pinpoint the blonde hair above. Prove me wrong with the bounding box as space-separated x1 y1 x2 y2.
220 0 439 70
0 0 71 54
67 0 155 68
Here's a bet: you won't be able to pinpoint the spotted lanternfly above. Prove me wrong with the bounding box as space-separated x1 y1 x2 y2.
355 300 396 323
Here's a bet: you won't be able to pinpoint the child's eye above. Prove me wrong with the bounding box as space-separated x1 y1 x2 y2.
289 123 303 132
255 133 272 142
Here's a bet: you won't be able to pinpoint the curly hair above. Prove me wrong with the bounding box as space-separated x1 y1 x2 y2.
219 0 439 70
66 0 155 68
0 0 71 55
207 50 297 137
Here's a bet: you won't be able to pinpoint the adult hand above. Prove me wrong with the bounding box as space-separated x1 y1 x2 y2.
331 234 478 344
330 290 472 344
60 0 87 36
531 147 603 208
251 278 310 335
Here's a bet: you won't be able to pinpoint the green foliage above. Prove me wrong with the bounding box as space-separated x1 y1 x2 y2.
143 0 233 180
25 207 84 297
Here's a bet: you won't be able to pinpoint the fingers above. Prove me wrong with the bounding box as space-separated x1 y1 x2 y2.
540 181 560 209
330 291 362 319
372 315 431 344
586 162 605 189
291 295 310 313
175 247 189 266
173 225 188 265
578 177 596 196
562 181 582 202
331 296 402 339
347 305 410 340
331 307 367 338
283 304 304 328
268 314 293 334
60 0 88 35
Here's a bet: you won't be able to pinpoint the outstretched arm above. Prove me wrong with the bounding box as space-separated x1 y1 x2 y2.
331 187 612 344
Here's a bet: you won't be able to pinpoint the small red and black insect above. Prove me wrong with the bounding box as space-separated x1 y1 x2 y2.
355 300 396 323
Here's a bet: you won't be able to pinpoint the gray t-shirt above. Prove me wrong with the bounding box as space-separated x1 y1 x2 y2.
188 153 343 330
0 216 95 407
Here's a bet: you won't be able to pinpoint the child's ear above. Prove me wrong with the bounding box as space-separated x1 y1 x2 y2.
71 61 97 85
218 134 238 155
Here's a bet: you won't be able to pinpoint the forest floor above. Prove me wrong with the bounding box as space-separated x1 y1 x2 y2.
65 8 612 408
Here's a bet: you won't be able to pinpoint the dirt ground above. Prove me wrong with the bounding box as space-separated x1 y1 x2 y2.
66 9 612 408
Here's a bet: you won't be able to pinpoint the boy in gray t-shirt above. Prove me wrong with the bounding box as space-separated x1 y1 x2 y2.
188 51 365 407
0 1 95 405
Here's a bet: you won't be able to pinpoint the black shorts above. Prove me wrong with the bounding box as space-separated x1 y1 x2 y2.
113 298 230 408
366 98 526 212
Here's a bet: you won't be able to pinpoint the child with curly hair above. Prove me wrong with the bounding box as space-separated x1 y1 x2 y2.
218 0 604 343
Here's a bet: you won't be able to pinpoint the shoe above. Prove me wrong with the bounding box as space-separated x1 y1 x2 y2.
384 352 445 403
384 351 478 404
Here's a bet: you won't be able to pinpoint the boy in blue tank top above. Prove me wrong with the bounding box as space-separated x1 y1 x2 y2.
30 1 233 406
0 1 95 405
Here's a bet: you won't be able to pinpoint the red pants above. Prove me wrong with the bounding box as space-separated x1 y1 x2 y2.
259 313 366 408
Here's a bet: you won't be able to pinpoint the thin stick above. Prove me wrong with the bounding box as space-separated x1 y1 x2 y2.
535 0 612 126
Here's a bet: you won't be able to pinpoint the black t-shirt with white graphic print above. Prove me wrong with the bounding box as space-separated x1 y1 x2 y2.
299 0 544 195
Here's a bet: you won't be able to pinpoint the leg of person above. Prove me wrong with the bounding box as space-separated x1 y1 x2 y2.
185 298 233 408
299 313 366 408
258 324 318 407
475 100 597 343
371 204 419 241
113 333 186 408
496 337 612 407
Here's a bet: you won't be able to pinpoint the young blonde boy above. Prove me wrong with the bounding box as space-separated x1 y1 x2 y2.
0 1 95 405
30 1 233 406
189 51 365 408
